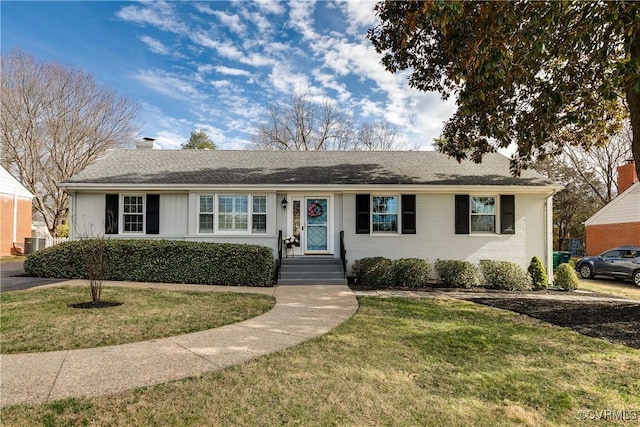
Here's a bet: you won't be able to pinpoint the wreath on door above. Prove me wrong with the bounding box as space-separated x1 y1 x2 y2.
307 202 324 218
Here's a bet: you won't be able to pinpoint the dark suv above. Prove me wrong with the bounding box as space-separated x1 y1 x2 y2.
575 246 640 286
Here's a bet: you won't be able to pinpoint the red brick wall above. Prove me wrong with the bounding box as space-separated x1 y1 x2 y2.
585 222 640 256
0 196 32 256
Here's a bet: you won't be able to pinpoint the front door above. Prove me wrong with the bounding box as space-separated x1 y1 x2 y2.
305 197 329 253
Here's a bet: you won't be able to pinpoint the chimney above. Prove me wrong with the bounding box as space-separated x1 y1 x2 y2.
617 160 638 194
136 137 160 150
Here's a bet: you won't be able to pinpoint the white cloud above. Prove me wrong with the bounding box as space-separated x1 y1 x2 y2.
337 0 378 35
211 80 231 89
213 11 246 35
116 2 188 35
139 35 170 55
288 0 318 40
197 64 215 74
133 69 202 101
255 0 285 15
192 3 216 16
215 65 252 77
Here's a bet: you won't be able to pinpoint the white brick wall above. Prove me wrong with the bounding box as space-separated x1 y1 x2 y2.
342 193 546 271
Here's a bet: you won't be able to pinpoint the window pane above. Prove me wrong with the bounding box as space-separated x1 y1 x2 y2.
471 215 495 232
235 197 248 213
471 197 495 214
372 196 397 214
252 214 266 233
372 214 398 232
219 214 232 230
199 214 214 233
235 214 248 230
253 196 266 213
200 195 214 213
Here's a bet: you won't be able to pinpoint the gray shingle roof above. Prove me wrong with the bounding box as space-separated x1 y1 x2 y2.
63 150 557 187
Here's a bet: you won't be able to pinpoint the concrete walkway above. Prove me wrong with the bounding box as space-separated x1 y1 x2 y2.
0 281 358 407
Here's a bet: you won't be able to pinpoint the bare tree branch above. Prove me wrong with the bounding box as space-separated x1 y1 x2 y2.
1 49 139 235
250 92 405 151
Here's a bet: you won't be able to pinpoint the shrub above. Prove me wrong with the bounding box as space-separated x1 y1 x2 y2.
480 260 532 291
391 258 432 288
352 257 393 287
435 260 481 288
528 256 548 290
553 263 580 291
24 239 275 287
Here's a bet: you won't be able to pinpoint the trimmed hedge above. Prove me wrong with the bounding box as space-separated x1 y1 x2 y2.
352 257 433 288
392 258 432 288
554 263 580 291
435 260 482 288
480 260 532 291
352 257 393 287
24 239 275 287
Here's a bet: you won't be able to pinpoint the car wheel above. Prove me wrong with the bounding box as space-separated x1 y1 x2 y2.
578 264 593 279
634 270 640 287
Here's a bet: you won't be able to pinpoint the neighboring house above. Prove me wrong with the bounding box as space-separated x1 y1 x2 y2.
585 161 640 256
0 166 33 256
61 149 561 275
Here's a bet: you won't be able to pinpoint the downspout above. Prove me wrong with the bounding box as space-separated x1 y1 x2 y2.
12 187 18 246
544 190 559 283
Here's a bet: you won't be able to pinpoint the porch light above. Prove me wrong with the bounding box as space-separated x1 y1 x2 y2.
281 197 288 210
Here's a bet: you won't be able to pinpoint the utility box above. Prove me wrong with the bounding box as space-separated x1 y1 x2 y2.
24 237 45 254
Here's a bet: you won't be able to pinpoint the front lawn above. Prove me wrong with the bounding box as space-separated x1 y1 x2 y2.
0 287 275 353
578 278 640 301
2 297 638 426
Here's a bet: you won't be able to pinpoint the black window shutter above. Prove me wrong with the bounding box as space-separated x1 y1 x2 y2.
105 194 119 234
146 194 160 235
500 195 515 234
401 194 416 234
355 194 370 234
455 195 470 234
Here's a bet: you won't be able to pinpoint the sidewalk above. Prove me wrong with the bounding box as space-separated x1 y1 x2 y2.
0 281 358 407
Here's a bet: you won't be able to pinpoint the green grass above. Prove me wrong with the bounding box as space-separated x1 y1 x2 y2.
2 297 639 426
0 255 24 263
0 287 275 353
578 279 640 301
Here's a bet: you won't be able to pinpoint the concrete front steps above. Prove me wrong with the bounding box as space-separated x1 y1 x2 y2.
278 257 347 285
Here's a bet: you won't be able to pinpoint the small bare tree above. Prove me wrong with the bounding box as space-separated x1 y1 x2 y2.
250 92 405 151
79 238 108 304
0 49 139 236
74 217 110 305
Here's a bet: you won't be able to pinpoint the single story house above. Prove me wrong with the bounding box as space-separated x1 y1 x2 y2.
61 149 561 278
0 166 33 256
585 161 639 256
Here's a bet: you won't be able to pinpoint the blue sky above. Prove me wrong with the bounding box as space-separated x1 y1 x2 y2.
2 1 456 150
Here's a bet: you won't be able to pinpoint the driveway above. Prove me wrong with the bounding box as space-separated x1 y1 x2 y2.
0 261 67 292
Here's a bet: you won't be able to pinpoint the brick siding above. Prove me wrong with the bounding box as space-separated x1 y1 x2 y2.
585 222 640 256
0 196 32 256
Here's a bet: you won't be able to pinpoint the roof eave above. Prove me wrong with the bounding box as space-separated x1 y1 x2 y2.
61 182 563 194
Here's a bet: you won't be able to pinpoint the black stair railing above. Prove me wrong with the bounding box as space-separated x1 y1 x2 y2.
276 229 283 284
339 230 347 278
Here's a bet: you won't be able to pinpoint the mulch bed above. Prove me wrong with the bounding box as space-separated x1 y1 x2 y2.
468 298 640 350
68 301 123 309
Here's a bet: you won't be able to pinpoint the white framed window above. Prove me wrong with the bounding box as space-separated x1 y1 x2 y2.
371 195 398 233
218 195 249 232
199 195 215 233
252 195 267 233
470 196 496 233
122 195 144 233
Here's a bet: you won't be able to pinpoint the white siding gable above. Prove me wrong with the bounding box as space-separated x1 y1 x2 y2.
585 182 640 226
